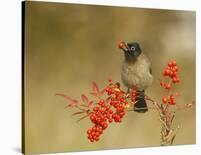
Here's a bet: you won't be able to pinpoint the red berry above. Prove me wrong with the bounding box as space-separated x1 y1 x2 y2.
114 115 120 122
99 99 105 106
165 83 171 89
162 70 166 76
169 99 176 105
99 128 103 134
120 98 124 103
115 94 121 100
172 77 177 83
87 129 92 134
113 103 118 108
162 96 168 103
106 114 111 119
170 95 174 100
172 60 177 66
109 119 113 123
88 134 92 139
172 71 177 77
91 131 96 136
174 66 179 72
102 117 107 122
90 114 95 121
93 107 99 112
120 111 125 117
164 69 170 76
92 126 97 131
112 114 116 119
169 71 173 77
106 87 111 92
168 62 173 67
169 95 174 100
176 77 180 83
106 87 112 95
102 123 108 129
110 101 114 105
95 131 100 137
118 41 125 49
100 121 104 127
109 109 113 114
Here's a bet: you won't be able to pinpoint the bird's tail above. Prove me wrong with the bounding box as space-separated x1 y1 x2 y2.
134 90 148 113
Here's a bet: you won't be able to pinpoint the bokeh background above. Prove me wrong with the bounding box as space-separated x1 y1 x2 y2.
24 1 196 154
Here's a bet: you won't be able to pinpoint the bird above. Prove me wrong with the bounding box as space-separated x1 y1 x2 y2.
118 41 153 113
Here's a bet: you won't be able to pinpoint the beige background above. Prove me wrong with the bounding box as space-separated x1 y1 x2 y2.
24 1 196 154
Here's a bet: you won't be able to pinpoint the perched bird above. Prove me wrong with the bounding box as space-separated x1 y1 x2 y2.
118 41 153 113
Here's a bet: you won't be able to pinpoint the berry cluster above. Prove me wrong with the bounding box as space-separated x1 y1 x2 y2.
162 95 176 105
87 125 103 142
86 81 134 142
87 100 112 142
106 83 127 123
162 60 180 88
161 60 180 105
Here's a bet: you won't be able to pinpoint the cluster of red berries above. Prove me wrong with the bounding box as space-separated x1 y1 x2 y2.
106 83 127 123
161 60 180 105
162 95 176 105
162 60 180 87
87 82 129 142
87 125 103 142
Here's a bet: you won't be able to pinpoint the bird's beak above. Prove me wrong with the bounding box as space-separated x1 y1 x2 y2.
118 41 129 52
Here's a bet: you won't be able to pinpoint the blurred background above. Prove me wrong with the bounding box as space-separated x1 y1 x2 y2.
24 1 196 154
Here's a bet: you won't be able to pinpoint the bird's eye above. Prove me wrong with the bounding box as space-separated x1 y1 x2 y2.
131 46 135 51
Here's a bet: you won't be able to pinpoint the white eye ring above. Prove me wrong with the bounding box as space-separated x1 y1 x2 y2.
131 46 135 50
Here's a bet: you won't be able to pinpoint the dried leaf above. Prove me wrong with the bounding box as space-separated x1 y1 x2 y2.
72 111 85 116
92 81 99 94
81 94 88 104
80 104 89 108
64 101 79 108
88 101 93 106
77 114 90 122
76 106 89 112
100 88 106 96
105 97 111 104
90 92 99 97
64 103 77 108
56 93 79 108
56 93 78 103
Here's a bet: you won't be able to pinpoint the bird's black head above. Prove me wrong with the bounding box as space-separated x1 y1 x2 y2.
118 41 142 61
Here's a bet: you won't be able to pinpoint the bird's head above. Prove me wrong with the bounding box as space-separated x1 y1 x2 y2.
118 41 142 61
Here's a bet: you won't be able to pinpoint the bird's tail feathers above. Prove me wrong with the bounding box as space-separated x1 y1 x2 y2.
134 90 148 113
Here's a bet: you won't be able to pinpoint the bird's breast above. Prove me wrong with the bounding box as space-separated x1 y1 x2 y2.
121 54 153 90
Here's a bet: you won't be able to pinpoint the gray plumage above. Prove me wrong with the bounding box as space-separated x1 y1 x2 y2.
119 42 153 113
121 53 153 91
